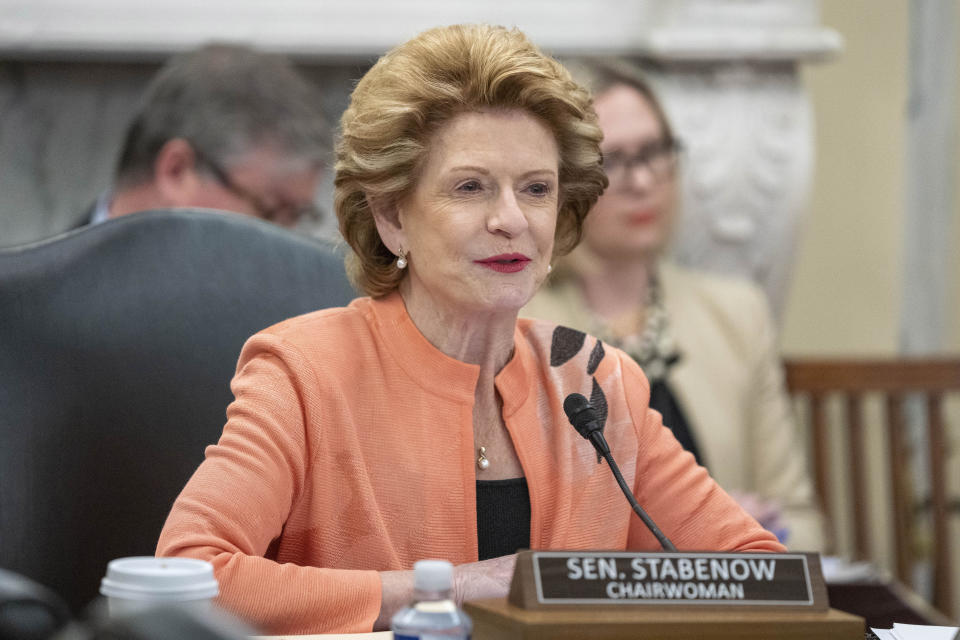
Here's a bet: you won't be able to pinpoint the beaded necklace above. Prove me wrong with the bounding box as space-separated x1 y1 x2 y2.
587 273 682 383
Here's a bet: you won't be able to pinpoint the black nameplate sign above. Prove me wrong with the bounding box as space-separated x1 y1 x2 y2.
508 550 828 611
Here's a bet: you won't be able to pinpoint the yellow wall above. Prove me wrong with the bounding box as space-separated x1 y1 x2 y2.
781 1 909 356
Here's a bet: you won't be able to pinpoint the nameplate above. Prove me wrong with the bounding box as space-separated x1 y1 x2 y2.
508 550 828 611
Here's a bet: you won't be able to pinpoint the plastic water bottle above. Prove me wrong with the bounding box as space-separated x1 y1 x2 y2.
391 559 472 640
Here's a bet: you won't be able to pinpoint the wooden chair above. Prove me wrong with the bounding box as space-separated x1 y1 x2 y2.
784 358 960 619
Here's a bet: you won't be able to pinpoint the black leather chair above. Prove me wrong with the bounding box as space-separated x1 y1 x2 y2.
0 568 72 640
0 210 357 613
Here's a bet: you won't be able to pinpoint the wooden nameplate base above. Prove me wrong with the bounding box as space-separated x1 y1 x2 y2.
463 550 864 640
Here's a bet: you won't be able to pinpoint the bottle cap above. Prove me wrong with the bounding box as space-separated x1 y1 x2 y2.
413 559 453 591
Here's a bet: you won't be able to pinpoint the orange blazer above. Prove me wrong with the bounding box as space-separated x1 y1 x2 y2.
157 293 783 634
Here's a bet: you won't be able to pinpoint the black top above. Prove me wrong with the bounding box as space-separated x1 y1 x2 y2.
473 382 696 561
476 477 531 560
649 379 705 467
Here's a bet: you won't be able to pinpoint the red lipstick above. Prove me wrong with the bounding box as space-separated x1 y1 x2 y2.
474 253 531 273
626 210 657 226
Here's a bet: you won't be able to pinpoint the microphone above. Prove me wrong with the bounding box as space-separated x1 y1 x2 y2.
563 393 677 552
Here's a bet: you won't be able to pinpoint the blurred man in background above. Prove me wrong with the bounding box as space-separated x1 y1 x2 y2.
82 43 329 229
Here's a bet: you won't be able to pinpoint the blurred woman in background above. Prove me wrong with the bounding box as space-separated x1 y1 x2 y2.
524 59 825 552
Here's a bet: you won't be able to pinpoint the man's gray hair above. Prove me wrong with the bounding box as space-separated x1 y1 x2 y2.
115 43 329 187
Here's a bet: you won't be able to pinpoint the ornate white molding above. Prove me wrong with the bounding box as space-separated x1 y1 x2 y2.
640 28 841 62
633 1 841 321
640 0 842 62
0 1 839 62
651 62 814 321
0 0 662 60
638 0 841 61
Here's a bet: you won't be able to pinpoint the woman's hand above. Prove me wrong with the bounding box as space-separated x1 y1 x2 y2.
452 554 517 605
375 569 413 631
375 554 517 631
728 490 789 544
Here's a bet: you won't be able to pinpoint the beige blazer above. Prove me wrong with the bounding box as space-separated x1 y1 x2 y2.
523 262 826 551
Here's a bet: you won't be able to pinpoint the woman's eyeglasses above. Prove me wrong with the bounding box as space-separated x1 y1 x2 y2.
602 138 682 185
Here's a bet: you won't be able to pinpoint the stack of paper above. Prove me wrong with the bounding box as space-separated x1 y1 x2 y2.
871 623 959 640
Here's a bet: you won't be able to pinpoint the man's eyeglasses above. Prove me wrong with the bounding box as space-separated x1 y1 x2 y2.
602 138 682 185
192 147 322 227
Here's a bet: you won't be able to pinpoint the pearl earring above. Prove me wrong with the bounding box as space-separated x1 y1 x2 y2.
547 264 553 274
396 249 407 270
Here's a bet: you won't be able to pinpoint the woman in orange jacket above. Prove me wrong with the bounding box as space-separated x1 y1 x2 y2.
157 24 784 636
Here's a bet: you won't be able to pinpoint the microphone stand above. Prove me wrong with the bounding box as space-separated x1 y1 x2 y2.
597 439 677 552
565 393 677 552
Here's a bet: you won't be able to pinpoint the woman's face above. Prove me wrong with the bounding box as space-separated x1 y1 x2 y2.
584 83 678 262
386 109 560 316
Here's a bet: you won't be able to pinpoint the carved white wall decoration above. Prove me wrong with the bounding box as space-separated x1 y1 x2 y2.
634 0 841 321
650 63 814 321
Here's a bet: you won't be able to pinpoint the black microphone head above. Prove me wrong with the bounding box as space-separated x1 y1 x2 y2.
563 392 598 439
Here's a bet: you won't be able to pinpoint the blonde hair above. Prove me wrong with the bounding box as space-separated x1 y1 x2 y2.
335 24 607 297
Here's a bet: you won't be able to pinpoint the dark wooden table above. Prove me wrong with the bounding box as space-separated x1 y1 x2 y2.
828 581 956 630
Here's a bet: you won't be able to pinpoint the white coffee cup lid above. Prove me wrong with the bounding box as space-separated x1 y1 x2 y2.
100 557 219 602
